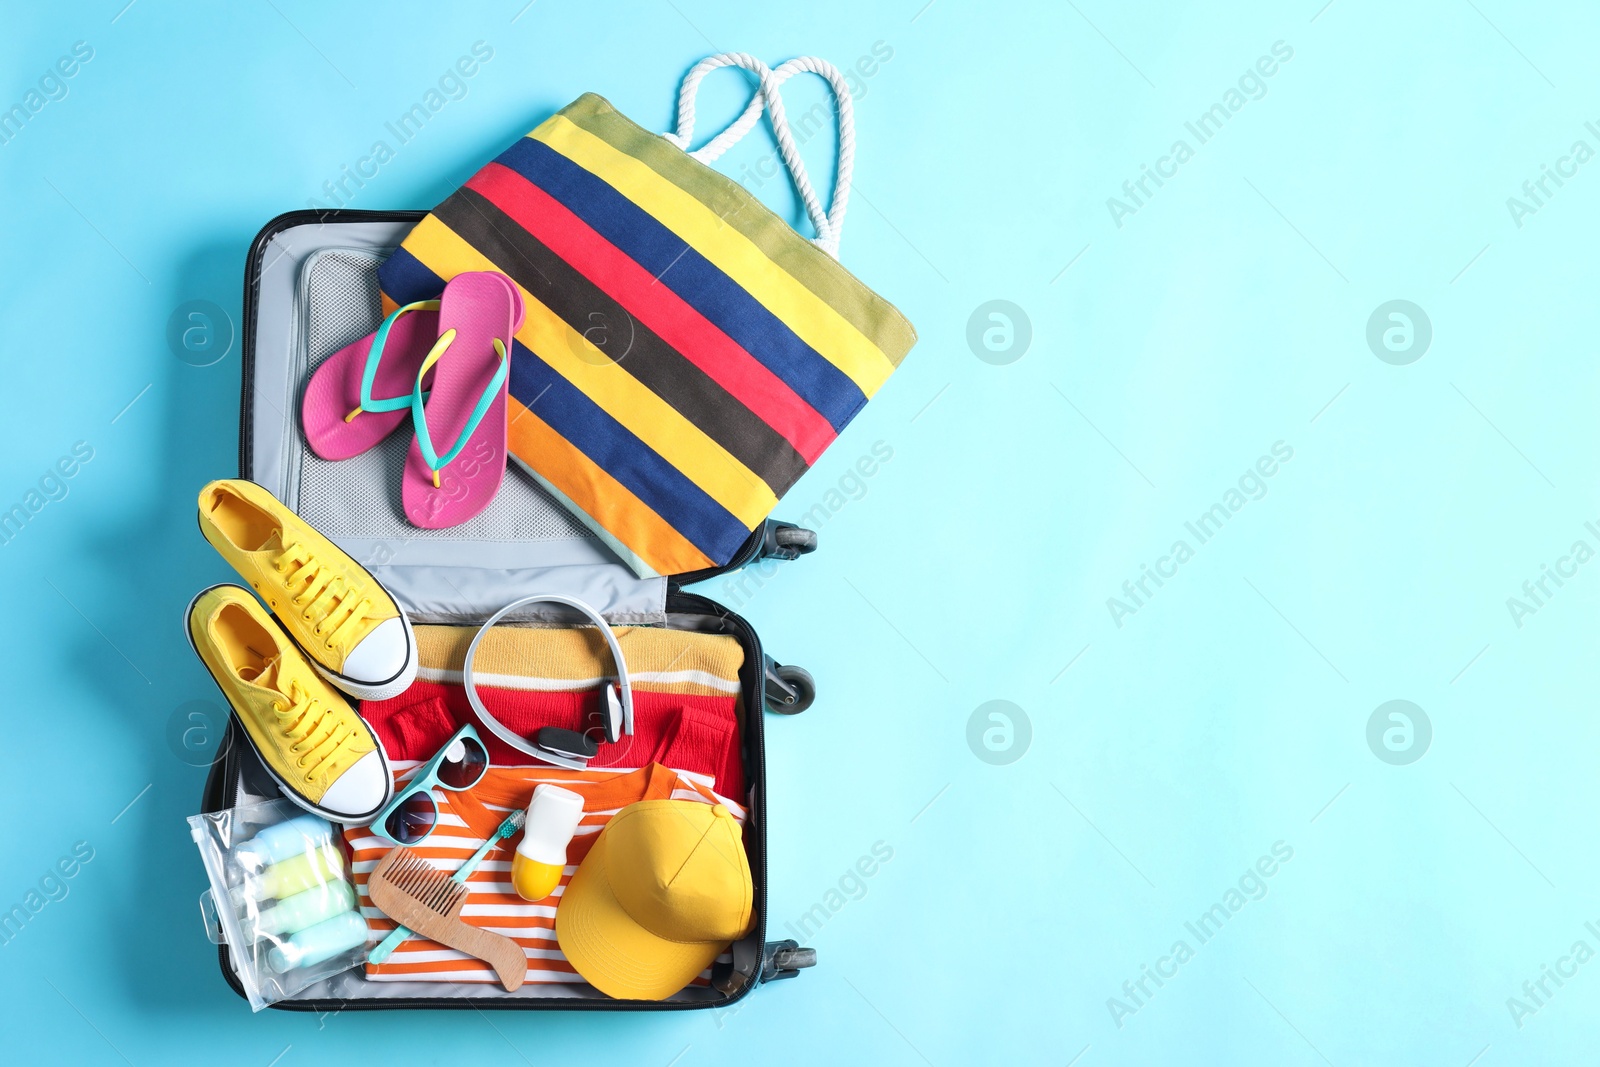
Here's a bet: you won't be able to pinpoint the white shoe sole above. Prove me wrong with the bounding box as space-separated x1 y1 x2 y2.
301 608 419 703
183 584 396 824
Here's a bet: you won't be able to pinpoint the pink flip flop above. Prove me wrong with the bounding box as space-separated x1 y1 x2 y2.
402 272 524 529
302 300 441 460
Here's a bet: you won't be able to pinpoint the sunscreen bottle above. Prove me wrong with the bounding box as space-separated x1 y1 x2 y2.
237 814 333 869
511 784 584 902
251 880 357 938
231 843 344 906
266 910 369 973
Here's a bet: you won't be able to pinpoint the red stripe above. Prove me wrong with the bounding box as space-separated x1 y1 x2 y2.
465 162 837 463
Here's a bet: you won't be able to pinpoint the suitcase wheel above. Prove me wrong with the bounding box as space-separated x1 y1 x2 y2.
762 939 817 982
763 658 815 714
760 520 818 561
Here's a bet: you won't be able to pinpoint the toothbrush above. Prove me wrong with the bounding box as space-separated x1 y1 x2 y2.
367 808 526 964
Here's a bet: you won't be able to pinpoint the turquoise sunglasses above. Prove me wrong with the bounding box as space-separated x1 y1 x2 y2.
370 724 489 844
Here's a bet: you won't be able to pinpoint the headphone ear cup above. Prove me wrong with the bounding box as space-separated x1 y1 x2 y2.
602 684 623 744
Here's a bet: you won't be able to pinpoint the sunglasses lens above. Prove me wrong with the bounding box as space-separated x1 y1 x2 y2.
384 793 437 844
437 734 488 789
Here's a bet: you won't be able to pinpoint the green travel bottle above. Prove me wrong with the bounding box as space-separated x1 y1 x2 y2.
251 880 357 937
229 843 343 906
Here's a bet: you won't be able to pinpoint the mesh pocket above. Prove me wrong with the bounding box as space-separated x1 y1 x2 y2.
293 248 592 543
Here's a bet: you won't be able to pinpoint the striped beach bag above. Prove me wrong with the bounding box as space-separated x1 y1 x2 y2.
376 53 917 578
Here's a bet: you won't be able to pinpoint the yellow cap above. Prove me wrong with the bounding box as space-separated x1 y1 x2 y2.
555 800 752 1001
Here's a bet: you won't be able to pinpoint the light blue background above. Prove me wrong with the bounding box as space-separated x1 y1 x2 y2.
2 0 1596 1063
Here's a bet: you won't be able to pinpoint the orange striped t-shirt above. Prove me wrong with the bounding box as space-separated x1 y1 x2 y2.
343 762 746 985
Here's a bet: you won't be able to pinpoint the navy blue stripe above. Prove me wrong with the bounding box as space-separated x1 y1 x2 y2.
377 245 447 306
495 136 864 432
506 340 751 562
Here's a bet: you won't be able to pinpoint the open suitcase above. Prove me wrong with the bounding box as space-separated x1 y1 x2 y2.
198 208 822 1012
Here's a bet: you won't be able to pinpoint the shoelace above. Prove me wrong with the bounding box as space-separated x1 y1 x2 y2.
273 678 358 776
273 542 373 652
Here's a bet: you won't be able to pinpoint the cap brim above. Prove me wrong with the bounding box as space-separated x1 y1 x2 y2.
555 830 725 1001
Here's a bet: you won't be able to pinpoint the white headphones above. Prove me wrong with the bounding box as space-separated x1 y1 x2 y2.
461 594 635 771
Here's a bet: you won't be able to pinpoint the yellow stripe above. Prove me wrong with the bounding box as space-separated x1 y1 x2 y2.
531 115 897 397
412 624 743 691
403 215 778 528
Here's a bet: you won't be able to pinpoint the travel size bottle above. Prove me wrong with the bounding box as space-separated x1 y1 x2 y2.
230 843 344 906
266 910 369 973
236 814 334 869
511 784 585 902
250 880 357 938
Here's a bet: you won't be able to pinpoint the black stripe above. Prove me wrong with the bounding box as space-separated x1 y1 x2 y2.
434 187 811 496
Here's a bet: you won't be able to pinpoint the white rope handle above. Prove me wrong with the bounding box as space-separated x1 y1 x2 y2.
663 53 854 257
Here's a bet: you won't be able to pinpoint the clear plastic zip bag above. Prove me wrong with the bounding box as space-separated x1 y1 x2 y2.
189 798 370 1011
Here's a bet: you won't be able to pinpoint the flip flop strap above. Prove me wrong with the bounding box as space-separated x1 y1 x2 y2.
410 333 510 476
353 299 441 416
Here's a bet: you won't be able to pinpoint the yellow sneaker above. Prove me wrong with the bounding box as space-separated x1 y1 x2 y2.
198 479 417 701
187 585 392 821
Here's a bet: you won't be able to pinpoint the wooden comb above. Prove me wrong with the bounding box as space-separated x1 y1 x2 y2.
368 847 528 991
